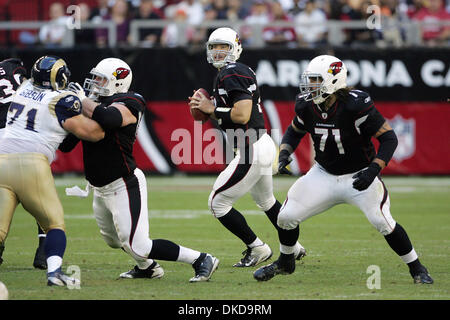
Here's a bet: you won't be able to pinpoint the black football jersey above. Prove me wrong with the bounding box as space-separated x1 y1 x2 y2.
82 92 145 187
213 62 265 137
0 59 27 128
293 90 386 175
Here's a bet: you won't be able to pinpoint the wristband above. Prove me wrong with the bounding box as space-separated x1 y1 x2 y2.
214 106 233 124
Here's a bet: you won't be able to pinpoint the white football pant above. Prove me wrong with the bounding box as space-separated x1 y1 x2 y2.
209 133 277 218
92 168 154 268
278 163 396 236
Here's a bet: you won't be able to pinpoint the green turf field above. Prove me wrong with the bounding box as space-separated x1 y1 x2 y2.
0 175 449 300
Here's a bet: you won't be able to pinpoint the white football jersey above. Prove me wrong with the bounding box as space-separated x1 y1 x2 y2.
0 80 81 162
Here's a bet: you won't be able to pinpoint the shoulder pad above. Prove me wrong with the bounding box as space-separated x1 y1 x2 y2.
110 92 144 104
225 63 236 70
294 95 310 114
348 89 370 100
295 93 309 106
344 89 373 112
128 92 146 106
219 64 238 76
130 92 146 104
56 93 82 113
0 58 22 69
221 62 252 75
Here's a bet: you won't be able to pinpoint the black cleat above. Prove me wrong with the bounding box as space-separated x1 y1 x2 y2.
190 253 219 282
253 254 295 282
33 243 47 270
411 266 434 284
119 262 164 279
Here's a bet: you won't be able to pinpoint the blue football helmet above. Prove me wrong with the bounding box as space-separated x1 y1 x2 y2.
31 55 71 90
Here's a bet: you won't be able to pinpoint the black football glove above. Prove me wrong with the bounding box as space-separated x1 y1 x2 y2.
278 149 293 175
352 162 382 191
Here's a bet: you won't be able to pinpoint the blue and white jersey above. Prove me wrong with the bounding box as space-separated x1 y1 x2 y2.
0 80 81 162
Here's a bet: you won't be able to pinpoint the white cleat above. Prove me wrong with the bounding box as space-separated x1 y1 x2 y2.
233 243 273 267
47 268 80 287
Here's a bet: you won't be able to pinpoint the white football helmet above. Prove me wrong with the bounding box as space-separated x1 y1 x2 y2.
83 58 132 99
206 27 243 69
299 55 347 104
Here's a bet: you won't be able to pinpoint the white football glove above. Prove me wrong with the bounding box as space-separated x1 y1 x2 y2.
68 82 86 101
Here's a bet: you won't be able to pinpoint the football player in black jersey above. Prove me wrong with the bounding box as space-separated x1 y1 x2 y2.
0 58 47 270
254 55 433 284
189 27 305 268
64 58 219 282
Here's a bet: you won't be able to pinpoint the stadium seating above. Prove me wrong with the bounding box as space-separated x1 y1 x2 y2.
7 0 39 46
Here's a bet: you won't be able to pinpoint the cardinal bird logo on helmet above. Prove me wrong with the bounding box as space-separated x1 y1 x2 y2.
235 34 241 46
328 62 343 76
113 67 130 80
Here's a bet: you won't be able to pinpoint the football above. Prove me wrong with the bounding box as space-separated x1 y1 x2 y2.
190 88 210 123
0 281 8 300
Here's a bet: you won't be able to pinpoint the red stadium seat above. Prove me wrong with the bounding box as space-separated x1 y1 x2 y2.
8 0 39 21
7 0 40 46
0 0 9 46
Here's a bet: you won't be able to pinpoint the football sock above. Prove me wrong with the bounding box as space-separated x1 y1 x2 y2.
264 200 282 228
279 225 300 247
280 244 296 255
149 239 180 261
218 208 257 246
384 223 422 273
265 200 301 248
44 229 66 273
47 256 62 273
248 238 264 248
37 224 46 245
177 246 201 264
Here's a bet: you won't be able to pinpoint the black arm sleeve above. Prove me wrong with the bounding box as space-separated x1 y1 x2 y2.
281 124 307 153
91 105 123 130
58 133 81 153
376 130 398 164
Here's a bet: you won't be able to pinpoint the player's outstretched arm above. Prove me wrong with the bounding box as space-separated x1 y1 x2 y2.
63 115 105 142
90 103 137 129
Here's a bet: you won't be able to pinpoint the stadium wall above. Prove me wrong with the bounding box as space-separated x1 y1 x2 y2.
1 48 448 175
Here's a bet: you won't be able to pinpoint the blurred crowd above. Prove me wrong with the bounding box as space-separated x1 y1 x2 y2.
3 0 450 48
